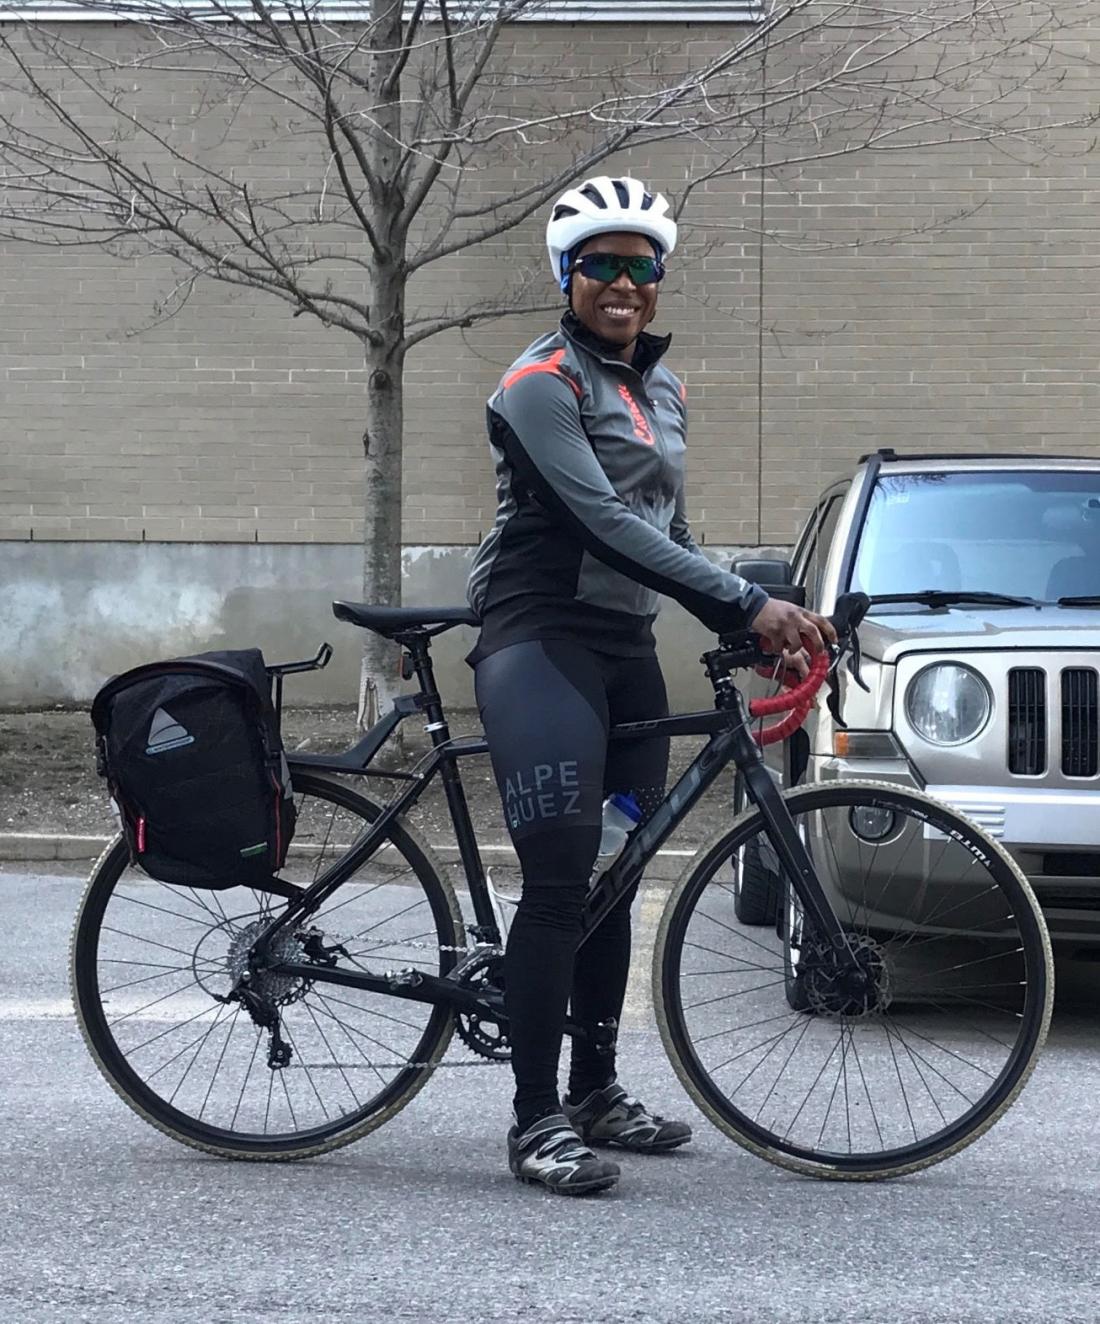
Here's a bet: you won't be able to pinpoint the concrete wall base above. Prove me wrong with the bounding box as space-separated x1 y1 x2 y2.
0 541 789 708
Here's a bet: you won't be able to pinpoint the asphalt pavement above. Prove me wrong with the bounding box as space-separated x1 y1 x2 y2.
5 869 1100 1324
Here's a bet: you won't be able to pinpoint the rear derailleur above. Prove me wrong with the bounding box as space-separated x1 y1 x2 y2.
235 979 293 1069
229 925 351 1070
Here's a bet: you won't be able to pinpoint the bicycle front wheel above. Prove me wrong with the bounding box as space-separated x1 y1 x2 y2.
72 771 463 1160
655 780 1052 1180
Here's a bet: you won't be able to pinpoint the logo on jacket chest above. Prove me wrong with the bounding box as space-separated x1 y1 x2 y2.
617 385 655 446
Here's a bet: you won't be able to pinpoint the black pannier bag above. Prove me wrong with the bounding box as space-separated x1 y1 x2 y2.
91 649 296 888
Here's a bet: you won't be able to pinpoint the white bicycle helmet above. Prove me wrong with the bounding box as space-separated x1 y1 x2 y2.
546 175 678 291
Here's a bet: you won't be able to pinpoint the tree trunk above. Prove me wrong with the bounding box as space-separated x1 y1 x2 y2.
358 325 405 729
357 0 409 730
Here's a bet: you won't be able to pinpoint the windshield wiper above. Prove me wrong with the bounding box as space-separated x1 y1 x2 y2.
868 590 1045 610
1057 595 1100 606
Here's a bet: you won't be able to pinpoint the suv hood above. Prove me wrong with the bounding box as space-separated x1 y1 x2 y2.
860 604 1100 663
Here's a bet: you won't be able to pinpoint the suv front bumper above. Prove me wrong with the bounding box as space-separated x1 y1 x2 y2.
812 754 1100 944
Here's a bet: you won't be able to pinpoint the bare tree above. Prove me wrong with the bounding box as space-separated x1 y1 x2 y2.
0 0 1092 718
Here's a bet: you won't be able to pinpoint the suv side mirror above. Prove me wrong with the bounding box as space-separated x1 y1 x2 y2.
732 557 806 607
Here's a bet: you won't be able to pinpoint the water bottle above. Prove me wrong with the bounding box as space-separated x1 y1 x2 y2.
590 793 642 885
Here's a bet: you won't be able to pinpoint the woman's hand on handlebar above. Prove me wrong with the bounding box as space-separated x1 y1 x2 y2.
750 598 837 658
754 646 810 684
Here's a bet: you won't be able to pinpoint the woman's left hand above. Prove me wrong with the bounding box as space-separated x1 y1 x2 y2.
755 647 810 688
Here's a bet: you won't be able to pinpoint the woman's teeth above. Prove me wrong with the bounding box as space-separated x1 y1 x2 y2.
602 306 636 319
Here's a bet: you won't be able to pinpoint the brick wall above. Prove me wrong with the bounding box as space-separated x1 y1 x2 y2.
1 13 1098 552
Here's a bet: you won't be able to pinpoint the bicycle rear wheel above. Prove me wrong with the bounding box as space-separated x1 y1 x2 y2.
655 780 1052 1180
72 771 463 1160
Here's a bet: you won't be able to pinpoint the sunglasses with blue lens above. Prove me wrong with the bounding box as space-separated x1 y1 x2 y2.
569 253 665 286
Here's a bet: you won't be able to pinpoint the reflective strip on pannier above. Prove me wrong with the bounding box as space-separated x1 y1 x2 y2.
90 648 296 889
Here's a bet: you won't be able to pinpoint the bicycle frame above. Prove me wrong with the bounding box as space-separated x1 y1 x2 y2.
253 632 850 1037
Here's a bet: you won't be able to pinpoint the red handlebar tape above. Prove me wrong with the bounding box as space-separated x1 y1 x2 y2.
748 649 830 748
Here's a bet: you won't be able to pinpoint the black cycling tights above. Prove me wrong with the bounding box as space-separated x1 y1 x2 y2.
474 639 669 1129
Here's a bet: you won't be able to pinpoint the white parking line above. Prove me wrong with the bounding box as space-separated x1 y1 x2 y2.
621 889 665 1027
0 998 76 1019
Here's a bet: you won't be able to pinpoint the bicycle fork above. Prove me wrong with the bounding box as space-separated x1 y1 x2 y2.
730 703 855 957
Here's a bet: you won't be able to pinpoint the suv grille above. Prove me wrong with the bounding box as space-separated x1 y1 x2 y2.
1007 668 1046 775
1062 668 1099 778
1007 667 1099 777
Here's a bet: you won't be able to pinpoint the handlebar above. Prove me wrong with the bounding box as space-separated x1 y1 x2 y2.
708 592 871 748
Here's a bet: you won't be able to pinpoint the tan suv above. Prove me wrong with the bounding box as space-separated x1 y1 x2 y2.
736 449 1100 948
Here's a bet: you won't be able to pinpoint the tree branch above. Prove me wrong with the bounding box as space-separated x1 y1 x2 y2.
404 296 562 350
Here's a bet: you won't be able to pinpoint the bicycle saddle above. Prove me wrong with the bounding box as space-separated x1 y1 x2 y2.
332 601 480 639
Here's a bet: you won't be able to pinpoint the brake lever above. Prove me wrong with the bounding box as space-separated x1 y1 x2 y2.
826 666 847 731
825 625 869 731
846 625 869 693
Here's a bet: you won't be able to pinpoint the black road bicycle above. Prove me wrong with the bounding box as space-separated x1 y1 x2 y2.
71 594 1053 1180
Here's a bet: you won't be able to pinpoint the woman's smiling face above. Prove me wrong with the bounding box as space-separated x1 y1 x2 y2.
570 231 660 360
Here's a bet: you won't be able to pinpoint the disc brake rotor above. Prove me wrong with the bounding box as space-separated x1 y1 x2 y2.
804 933 891 1020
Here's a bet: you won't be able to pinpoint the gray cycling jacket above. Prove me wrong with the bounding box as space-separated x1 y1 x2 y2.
466 313 767 662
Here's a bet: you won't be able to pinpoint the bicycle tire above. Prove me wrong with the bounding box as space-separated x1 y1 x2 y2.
654 780 1052 1180
72 770 463 1161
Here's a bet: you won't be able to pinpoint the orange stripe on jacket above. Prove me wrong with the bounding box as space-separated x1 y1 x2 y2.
501 348 582 399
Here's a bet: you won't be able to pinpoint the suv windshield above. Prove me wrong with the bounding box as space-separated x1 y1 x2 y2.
850 471 1100 603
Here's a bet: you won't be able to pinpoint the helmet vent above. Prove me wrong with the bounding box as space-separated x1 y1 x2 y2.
612 179 630 208
580 183 608 209
640 192 654 211
551 204 579 221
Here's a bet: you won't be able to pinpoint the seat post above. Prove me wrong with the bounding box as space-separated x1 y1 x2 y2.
402 633 448 739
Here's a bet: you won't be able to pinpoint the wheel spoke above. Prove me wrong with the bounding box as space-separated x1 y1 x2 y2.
113 892 227 928
101 966 219 996
279 1019 331 1121
102 926 203 963
131 1000 225 1062
311 995 392 1091
199 1006 242 1120
318 990 425 1033
694 1009 797 1045
682 937 784 975
231 1029 263 1131
302 1000 364 1110
107 976 214 1028
682 977 789 1011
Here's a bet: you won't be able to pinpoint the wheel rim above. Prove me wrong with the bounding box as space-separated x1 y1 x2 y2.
73 775 459 1152
662 784 1050 1174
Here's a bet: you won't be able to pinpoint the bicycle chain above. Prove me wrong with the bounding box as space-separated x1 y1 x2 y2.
304 934 512 1071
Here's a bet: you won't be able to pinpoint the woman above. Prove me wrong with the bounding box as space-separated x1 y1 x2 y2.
467 175 834 1195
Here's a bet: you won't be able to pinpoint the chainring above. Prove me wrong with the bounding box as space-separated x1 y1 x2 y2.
453 950 510 1061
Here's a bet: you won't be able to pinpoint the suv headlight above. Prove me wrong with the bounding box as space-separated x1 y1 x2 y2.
905 663 992 746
